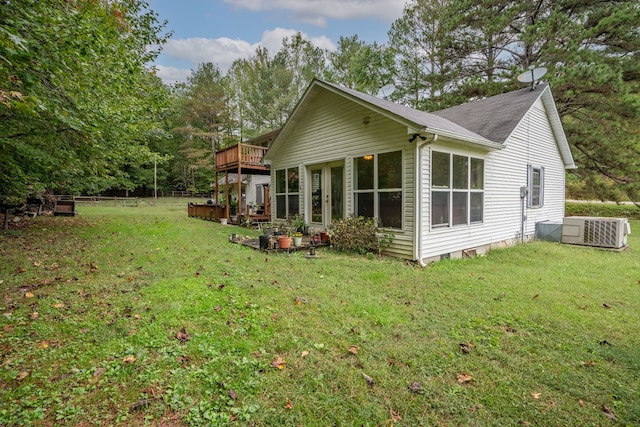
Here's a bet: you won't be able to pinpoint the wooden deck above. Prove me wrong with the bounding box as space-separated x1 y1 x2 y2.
216 143 270 174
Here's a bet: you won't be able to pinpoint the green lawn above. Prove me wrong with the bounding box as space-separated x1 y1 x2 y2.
1 203 638 426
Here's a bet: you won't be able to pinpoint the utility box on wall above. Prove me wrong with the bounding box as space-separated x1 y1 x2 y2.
562 216 631 249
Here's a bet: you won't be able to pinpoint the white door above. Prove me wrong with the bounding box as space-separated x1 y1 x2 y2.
308 161 344 229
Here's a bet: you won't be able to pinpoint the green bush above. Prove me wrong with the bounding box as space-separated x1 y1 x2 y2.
566 202 640 220
329 216 393 254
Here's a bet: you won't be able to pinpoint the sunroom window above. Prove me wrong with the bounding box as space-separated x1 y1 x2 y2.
431 151 484 227
275 167 299 219
354 150 403 229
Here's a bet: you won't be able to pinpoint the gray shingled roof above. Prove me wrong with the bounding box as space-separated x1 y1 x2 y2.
266 79 574 166
321 81 496 145
433 84 547 143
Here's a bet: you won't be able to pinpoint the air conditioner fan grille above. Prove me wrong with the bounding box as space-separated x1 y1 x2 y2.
584 219 618 247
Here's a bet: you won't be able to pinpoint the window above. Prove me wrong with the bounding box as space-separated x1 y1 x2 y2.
527 165 544 208
275 167 299 219
354 151 402 229
431 151 484 227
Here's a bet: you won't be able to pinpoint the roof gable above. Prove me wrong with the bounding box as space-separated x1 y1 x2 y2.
434 84 574 168
265 79 575 169
433 84 548 143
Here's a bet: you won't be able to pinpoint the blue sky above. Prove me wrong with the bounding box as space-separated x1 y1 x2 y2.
147 0 406 84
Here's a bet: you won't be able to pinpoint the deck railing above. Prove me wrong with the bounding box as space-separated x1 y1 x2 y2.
216 143 268 170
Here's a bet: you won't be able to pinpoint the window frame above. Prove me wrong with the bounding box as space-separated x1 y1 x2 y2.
353 150 403 230
527 164 544 208
431 150 484 228
274 167 300 219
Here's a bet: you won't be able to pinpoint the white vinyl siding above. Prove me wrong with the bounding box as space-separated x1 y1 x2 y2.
419 97 567 261
267 90 415 258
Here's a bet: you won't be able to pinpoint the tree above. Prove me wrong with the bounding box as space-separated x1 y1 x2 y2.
325 35 396 96
390 0 640 202
0 0 170 202
228 34 327 138
388 0 467 110
229 47 291 137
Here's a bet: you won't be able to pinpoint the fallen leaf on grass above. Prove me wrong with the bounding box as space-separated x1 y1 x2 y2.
408 382 424 394
29 311 38 320
348 345 360 355
602 303 612 309
270 357 285 370
176 327 190 343
51 303 65 309
33 261 41 267
456 373 473 384
176 355 191 365
16 371 29 381
362 372 375 386
228 389 238 400
93 367 105 378
602 404 616 420
301 350 309 357
38 341 49 349
459 342 475 354
25 292 34 299
580 360 596 367
389 406 402 422
531 392 542 399
122 355 136 364
284 398 293 409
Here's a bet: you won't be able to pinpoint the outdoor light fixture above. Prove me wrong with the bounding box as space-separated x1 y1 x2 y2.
408 133 427 143
362 116 371 125
363 154 374 161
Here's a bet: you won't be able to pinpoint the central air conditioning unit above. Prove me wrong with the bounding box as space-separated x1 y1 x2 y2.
562 216 631 249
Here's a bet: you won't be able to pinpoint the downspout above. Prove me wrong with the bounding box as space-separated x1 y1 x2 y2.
415 134 437 267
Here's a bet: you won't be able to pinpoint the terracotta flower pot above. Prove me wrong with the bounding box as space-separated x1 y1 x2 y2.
278 235 291 249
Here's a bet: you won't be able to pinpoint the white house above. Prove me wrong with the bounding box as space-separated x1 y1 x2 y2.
263 79 575 264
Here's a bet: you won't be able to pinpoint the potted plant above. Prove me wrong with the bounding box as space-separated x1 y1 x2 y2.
292 231 303 247
287 214 307 235
278 234 292 249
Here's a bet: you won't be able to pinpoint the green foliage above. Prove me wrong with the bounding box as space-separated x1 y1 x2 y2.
0 0 171 201
390 0 640 201
324 35 396 96
329 215 393 254
566 201 640 219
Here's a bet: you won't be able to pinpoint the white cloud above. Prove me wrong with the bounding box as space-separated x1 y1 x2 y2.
224 0 405 25
157 29 337 84
163 37 255 70
154 65 193 85
260 28 336 53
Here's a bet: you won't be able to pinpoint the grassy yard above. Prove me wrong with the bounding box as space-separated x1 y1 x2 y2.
1 202 639 426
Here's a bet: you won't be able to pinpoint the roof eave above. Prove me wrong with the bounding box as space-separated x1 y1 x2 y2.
413 127 504 150
540 87 576 169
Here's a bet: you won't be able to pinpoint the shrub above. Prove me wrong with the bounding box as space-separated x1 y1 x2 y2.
329 216 393 254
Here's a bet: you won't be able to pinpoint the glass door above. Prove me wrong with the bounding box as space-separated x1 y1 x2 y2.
309 161 344 228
